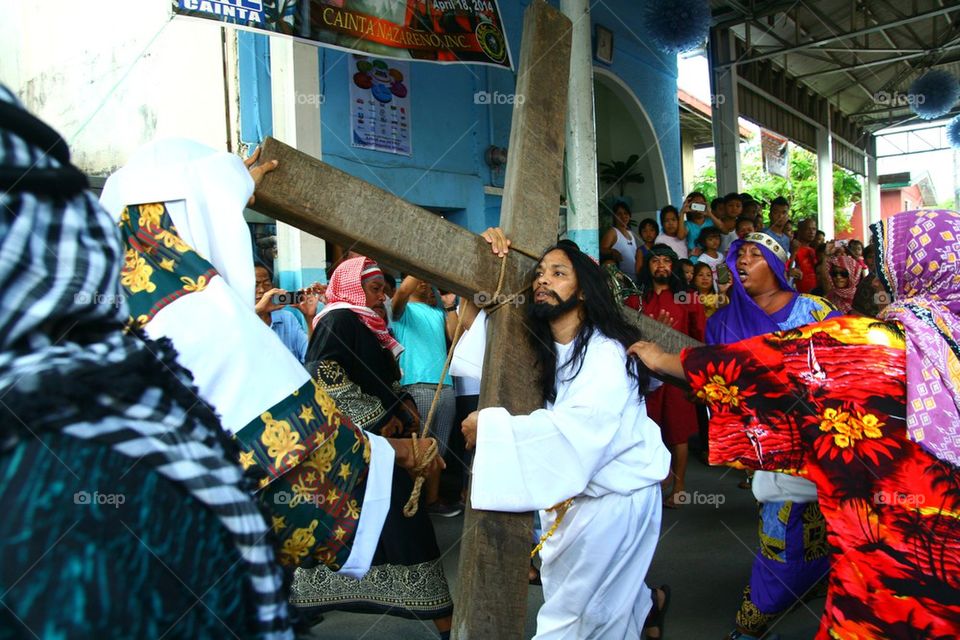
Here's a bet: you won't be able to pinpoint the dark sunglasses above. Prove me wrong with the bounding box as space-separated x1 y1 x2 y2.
829 269 850 278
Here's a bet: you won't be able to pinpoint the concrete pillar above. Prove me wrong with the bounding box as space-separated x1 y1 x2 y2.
816 113 835 239
681 130 696 196
866 140 881 230
707 27 741 196
269 39 328 290
560 0 600 258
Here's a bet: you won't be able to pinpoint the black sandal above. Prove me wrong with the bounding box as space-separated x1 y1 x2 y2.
644 584 670 639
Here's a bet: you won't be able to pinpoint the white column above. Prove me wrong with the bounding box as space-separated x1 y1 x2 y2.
560 0 600 258
708 28 741 196
816 114 835 239
270 39 327 289
866 151 881 232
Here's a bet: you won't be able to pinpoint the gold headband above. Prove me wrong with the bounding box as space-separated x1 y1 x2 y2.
743 232 788 264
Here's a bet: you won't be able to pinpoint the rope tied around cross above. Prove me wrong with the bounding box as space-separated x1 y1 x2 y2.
402 250 527 517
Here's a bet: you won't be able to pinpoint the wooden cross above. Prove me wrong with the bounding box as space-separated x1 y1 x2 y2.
253 2 699 636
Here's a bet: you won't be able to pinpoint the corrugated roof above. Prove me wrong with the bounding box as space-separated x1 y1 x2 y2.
711 0 960 133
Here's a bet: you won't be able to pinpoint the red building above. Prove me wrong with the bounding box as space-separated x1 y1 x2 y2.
841 172 937 242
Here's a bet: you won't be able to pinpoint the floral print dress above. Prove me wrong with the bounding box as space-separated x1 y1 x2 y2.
683 315 960 638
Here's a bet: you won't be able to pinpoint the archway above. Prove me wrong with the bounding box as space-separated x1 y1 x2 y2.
593 68 671 226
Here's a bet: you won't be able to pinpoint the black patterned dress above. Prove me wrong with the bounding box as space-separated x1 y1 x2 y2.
290 309 453 621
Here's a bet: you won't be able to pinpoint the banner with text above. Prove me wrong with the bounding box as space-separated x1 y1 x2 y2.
174 0 513 69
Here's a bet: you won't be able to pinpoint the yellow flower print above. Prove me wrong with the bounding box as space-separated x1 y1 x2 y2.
180 275 208 292
346 499 361 520
815 404 895 464
137 203 166 228
154 228 192 253
279 520 318 567
260 412 306 469
120 249 157 294
303 435 336 481
315 385 342 428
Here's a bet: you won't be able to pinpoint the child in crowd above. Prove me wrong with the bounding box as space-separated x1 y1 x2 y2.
692 262 723 318
695 226 725 282
655 205 689 259
638 218 660 259
678 258 695 286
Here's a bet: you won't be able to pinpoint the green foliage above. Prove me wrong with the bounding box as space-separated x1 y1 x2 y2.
692 142 861 233
598 154 645 197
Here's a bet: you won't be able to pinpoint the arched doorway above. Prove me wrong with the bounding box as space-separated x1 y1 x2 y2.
594 68 671 225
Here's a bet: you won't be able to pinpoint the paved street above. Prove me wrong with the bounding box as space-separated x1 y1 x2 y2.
302 454 825 639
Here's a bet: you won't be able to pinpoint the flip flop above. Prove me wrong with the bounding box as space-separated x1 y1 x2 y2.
644 584 670 639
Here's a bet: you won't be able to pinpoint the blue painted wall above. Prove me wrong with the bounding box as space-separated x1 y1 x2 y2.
237 0 682 237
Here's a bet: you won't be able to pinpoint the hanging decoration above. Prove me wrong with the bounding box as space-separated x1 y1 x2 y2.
947 115 960 149
642 0 712 54
907 70 960 120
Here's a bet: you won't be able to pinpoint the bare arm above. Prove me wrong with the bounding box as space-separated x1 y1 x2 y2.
705 208 732 233
627 340 685 380
440 292 459 342
599 227 621 261
391 275 420 320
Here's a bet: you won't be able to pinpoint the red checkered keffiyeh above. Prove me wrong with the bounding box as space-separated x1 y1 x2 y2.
313 256 403 358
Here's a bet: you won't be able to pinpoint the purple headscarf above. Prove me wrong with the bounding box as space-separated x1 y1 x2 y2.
872 209 960 467
706 233 794 344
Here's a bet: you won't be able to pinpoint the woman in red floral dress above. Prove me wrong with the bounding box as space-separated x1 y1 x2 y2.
631 209 960 638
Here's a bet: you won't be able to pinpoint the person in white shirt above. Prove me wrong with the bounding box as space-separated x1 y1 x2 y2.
600 201 643 282
461 229 672 639
654 205 688 259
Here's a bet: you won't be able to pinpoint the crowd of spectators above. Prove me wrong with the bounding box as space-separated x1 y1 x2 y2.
600 191 884 321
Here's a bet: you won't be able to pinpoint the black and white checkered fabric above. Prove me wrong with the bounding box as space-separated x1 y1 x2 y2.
0 86 293 639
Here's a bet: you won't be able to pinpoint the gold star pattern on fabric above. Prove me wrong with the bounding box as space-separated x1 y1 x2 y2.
158 257 176 272
258 477 270 489
299 405 316 423
271 515 287 534
238 450 255 470
334 526 346 541
327 488 340 503
304 471 317 483
338 463 352 481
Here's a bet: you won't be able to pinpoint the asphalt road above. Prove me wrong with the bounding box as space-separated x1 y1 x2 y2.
302 452 825 639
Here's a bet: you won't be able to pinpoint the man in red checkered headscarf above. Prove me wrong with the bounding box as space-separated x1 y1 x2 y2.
312 256 403 357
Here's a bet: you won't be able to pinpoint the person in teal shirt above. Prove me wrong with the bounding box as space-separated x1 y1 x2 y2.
391 276 460 515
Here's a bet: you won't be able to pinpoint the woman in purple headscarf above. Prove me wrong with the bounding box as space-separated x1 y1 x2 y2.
707 231 838 344
704 231 840 640
630 210 960 639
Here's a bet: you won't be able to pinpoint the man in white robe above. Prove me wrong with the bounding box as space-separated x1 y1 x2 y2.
461 232 672 639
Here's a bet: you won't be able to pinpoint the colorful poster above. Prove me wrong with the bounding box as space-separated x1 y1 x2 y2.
350 56 411 155
173 0 513 69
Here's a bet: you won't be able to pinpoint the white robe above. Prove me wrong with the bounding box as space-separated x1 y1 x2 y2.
99 139 392 578
469 331 671 639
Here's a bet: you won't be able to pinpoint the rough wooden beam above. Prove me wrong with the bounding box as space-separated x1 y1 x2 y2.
253 138 700 358
253 137 532 298
456 3 574 637
497 0 573 259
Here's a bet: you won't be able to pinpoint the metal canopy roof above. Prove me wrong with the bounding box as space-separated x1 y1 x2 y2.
710 1 960 138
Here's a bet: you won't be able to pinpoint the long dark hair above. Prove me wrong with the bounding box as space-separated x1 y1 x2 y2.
637 245 689 298
527 244 651 403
